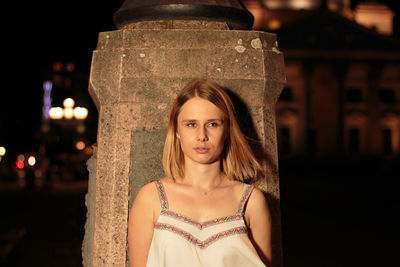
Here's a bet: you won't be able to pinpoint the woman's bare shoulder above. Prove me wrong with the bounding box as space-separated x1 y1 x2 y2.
136 180 156 197
248 187 268 208
132 178 165 208
245 186 270 221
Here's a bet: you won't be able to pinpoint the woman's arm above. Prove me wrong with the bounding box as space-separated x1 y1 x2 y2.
245 187 272 266
128 182 159 267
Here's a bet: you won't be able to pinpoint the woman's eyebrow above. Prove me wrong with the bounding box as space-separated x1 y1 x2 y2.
206 119 224 123
181 119 223 123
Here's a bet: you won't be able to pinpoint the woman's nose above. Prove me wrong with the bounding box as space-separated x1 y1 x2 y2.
197 127 208 142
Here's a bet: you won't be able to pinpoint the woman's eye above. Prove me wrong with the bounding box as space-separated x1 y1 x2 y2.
187 123 196 127
208 122 219 127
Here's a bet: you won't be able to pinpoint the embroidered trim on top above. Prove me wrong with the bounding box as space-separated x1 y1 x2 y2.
161 209 242 229
236 184 254 214
154 180 168 210
155 223 247 249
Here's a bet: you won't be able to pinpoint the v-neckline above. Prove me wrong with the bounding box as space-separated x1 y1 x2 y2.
159 208 243 229
154 180 253 229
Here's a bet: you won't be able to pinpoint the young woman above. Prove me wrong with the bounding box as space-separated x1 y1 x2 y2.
128 79 272 267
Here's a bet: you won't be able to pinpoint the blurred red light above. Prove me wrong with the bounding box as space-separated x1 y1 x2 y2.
16 160 24 169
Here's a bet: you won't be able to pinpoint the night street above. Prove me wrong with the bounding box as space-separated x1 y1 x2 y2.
0 183 87 267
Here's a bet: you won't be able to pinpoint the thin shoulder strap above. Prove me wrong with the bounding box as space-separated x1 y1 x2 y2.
154 180 169 210
236 184 254 214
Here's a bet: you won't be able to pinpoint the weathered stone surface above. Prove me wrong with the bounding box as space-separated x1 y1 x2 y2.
129 130 166 207
96 29 278 50
83 26 285 267
82 145 97 267
120 20 230 30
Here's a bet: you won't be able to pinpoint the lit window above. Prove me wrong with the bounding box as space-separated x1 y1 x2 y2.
268 19 281 30
66 62 75 72
264 0 318 10
53 62 63 72
52 74 62 86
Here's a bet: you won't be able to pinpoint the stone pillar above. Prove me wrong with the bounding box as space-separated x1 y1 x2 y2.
82 3 286 267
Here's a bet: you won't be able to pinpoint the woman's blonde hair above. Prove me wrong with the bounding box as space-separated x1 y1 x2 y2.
162 79 261 181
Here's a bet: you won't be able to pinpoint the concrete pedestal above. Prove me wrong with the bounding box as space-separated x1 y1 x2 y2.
82 21 285 267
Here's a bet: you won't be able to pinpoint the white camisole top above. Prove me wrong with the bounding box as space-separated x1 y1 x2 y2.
146 180 266 267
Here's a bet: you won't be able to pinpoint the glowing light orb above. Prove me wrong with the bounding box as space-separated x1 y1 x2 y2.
75 141 86 150
16 160 24 169
27 156 36 166
63 98 75 108
64 107 74 119
74 107 88 119
0 146 5 156
49 107 64 119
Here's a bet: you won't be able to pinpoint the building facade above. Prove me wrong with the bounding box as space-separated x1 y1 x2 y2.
245 0 400 161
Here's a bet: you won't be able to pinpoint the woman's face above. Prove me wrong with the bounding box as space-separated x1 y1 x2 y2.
176 97 227 166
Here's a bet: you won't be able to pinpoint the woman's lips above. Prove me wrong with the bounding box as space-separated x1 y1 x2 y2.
194 147 209 154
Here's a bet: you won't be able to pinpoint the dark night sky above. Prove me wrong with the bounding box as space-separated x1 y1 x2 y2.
1 0 400 155
2 1 123 154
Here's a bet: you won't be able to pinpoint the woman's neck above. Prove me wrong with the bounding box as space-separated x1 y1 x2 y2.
180 160 225 190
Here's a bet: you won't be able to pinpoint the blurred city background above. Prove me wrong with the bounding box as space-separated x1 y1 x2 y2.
1 0 399 266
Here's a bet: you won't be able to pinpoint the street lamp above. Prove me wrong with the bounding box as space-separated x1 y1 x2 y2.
0 146 5 162
0 146 5 156
63 98 75 119
74 107 89 120
48 98 88 120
